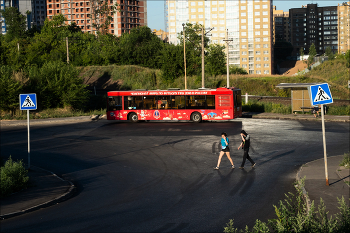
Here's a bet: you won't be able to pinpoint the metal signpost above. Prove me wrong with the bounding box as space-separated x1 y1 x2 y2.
19 94 37 169
308 83 333 186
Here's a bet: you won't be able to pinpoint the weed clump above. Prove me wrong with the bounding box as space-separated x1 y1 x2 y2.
0 156 29 198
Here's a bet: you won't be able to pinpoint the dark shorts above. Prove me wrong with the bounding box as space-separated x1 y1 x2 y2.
221 146 230 152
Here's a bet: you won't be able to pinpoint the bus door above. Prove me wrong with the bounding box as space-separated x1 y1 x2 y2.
233 90 242 118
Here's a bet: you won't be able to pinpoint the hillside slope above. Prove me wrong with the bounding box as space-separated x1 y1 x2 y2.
77 59 349 100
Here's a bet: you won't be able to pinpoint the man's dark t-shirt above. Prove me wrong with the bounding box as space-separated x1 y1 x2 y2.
243 135 250 150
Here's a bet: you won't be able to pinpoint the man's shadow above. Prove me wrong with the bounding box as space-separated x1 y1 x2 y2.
229 168 256 197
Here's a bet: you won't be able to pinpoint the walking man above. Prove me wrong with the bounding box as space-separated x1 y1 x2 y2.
238 130 256 169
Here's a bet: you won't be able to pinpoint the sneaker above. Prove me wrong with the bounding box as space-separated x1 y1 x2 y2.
231 165 235 169
214 167 219 170
252 163 256 168
239 167 244 169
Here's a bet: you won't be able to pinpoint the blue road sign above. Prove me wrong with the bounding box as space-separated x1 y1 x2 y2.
309 83 333 106
20 94 37 110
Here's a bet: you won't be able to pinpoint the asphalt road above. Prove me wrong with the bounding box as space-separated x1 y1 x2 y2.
1 119 349 232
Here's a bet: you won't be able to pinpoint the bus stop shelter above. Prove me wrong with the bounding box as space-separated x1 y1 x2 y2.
276 83 321 113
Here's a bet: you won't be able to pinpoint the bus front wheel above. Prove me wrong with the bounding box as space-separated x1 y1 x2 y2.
129 113 138 123
191 112 202 123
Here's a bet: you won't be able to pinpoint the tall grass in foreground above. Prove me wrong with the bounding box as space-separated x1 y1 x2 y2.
224 180 350 233
340 152 350 168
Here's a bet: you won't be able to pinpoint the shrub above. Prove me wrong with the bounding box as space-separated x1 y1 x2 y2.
0 156 29 198
224 179 350 232
242 101 291 114
327 105 350 116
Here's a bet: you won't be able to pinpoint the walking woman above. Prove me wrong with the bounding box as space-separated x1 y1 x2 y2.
214 132 235 169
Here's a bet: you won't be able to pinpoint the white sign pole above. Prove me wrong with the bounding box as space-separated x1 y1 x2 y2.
321 104 329 186
27 110 31 169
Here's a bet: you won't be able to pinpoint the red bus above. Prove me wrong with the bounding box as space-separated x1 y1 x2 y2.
107 87 242 123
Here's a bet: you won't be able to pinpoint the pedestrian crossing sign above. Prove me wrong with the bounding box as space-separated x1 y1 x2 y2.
309 83 333 106
20 94 37 110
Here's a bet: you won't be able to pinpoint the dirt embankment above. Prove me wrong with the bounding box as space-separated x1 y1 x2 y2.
282 60 308 76
78 66 122 91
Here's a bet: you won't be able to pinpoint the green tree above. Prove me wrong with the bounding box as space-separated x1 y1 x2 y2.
308 43 317 67
229 65 248 75
26 61 89 109
89 0 119 35
345 50 350 68
0 7 27 41
25 14 82 66
178 23 209 76
299 47 305 63
160 44 185 82
0 65 23 115
205 44 226 76
118 26 164 68
325 46 334 60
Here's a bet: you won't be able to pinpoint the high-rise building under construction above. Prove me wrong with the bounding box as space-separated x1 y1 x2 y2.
166 0 273 75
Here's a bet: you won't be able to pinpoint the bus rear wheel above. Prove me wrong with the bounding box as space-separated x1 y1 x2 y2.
191 112 202 123
129 113 138 123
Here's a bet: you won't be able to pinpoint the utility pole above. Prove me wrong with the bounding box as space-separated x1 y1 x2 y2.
182 23 187 89
201 28 204 88
223 29 233 88
66 37 69 64
200 27 214 88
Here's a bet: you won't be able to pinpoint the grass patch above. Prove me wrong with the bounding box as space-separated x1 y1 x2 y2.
327 105 350 116
340 152 350 168
78 64 349 100
0 156 29 198
243 100 292 114
1 107 106 120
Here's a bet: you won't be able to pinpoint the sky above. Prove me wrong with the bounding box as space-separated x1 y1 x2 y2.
147 0 343 31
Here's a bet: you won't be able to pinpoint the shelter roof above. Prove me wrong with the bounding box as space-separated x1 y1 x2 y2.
276 83 321 89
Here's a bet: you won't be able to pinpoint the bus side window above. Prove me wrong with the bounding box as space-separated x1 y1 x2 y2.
109 97 116 111
175 96 185 109
109 96 122 111
157 96 171 109
206 95 215 109
143 96 156 109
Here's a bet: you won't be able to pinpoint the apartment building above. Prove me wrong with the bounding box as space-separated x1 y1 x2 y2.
152 29 168 41
46 0 147 36
272 6 289 43
289 4 338 56
1 0 45 34
31 0 47 28
338 2 350 54
167 0 274 75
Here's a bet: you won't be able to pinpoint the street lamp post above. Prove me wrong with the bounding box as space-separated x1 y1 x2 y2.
182 23 187 90
223 29 233 88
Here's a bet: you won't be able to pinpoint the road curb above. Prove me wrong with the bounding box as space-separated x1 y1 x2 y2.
296 155 346 215
251 115 350 122
0 166 75 220
336 166 350 187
